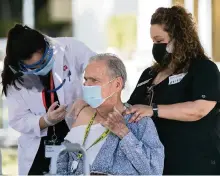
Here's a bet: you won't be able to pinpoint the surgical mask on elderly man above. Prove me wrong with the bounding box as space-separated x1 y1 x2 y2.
82 79 115 108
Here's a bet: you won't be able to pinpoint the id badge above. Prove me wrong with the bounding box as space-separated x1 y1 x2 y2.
44 140 63 158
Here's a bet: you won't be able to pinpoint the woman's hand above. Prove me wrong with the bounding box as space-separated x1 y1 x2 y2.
45 102 66 126
101 107 129 139
123 104 153 123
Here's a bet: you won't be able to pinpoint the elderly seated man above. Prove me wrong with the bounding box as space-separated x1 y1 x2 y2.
57 53 164 175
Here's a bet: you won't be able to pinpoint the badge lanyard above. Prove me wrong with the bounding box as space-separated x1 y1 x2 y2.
81 104 130 153
42 71 57 144
77 112 110 159
71 112 110 173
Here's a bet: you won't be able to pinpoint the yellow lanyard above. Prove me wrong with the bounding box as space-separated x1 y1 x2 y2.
77 112 110 159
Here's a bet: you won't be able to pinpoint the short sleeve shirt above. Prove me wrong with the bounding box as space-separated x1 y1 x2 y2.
128 58 220 174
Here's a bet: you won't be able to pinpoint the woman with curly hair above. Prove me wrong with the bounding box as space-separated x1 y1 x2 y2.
124 5 220 175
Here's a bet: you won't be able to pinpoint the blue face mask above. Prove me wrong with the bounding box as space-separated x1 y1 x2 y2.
20 44 54 76
82 80 115 108
34 55 55 76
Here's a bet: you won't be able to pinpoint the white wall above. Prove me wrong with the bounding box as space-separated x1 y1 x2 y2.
0 39 6 62
198 0 212 58
72 0 115 52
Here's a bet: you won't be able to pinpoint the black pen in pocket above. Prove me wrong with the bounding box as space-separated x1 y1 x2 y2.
68 70 71 81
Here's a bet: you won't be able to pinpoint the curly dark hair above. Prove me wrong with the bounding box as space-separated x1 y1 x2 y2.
151 5 207 73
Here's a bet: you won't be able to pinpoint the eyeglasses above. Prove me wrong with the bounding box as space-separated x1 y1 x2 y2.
20 43 53 71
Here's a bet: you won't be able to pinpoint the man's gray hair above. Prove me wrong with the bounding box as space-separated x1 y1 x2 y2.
89 53 127 88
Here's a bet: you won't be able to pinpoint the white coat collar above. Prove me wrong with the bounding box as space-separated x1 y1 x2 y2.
44 35 67 50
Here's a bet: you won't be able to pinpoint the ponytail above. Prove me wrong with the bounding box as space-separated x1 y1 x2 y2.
1 24 46 96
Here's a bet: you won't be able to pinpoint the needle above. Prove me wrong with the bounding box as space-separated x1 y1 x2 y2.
57 103 76 123
57 103 68 113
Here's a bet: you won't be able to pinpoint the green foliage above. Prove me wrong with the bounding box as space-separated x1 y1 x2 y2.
107 14 137 52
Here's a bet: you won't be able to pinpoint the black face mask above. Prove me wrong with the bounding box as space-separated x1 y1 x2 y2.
152 43 171 66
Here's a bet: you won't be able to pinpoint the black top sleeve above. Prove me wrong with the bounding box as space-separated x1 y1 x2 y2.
127 67 153 105
191 59 220 102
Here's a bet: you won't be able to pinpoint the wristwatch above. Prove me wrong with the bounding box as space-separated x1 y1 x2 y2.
152 103 158 118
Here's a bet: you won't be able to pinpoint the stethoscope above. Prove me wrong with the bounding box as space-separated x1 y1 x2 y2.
47 70 71 93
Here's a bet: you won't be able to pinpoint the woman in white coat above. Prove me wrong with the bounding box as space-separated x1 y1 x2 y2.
1 24 95 175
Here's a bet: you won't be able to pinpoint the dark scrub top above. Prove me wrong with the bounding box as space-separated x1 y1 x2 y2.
128 58 220 175
28 72 69 175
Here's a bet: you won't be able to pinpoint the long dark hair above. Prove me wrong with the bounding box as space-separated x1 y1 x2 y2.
1 24 46 96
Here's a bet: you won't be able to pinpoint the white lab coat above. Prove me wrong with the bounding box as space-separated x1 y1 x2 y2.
6 37 96 175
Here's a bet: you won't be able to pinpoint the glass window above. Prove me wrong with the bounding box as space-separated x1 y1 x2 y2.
35 0 73 37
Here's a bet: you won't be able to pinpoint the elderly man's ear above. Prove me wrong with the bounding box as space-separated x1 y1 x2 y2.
115 77 124 90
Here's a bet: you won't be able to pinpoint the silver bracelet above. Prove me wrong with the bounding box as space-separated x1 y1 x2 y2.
43 113 54 126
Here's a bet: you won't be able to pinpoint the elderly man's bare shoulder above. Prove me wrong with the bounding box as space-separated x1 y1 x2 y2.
72 106 96 128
